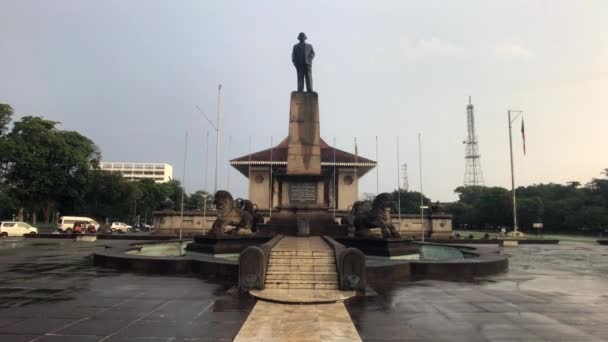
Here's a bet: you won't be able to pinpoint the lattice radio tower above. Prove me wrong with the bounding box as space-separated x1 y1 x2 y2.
401 163 409 191
463 96 484 186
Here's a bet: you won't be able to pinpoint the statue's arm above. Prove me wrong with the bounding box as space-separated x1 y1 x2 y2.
291 46 296 66
309 45 315 61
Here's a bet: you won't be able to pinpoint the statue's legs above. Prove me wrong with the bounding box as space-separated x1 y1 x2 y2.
297 68 305 92
304 65 313 92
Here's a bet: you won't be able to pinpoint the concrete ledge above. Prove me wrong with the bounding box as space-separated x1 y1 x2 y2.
597 239 608 245
334 237 419 257
418 238 559 245
93 242 238 281
75 235 97 242
25 233 180 240
187 235 273 254
366 245 508 283
501 239 519 247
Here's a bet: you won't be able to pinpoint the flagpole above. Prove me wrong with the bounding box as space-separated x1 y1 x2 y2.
397 136 401 221
179 131 188 241
214 84 221 193
354 137 358 197
375 136 379 195
418 133 424 242
226 135 232 191
508 109 523 233
333 136 337 220
269 136 273 218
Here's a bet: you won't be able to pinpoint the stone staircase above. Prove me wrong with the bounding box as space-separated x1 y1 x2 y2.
265 238 339 290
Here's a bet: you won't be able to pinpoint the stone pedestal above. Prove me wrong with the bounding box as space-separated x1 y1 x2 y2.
287 92 321 175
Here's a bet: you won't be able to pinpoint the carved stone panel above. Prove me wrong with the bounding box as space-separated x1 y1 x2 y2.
289 182 317 206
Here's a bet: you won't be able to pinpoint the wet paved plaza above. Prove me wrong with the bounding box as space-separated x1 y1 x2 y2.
0 238 606 341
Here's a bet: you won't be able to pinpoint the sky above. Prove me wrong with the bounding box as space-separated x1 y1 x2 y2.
1 0 607 202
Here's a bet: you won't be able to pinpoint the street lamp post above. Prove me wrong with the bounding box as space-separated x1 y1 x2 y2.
508 110 523 233
418 133 425 242
195 83 222 195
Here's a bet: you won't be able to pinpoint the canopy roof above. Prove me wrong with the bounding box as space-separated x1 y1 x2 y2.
230 137 376 177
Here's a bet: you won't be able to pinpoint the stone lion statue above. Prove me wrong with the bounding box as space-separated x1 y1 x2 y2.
353 192 401 238
235 198 264 232
206 191 253 237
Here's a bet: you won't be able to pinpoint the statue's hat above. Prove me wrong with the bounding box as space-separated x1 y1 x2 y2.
297 32 307 40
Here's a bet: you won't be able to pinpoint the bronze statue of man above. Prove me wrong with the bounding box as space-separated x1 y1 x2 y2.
292 32 315 92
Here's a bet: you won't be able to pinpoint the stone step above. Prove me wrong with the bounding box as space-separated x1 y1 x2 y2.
270 250 334 258
264 280 339 290
267 264 337 273
267 256 335 265
266 271 338 282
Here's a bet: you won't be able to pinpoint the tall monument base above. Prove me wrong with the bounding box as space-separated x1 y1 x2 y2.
287 92 321 175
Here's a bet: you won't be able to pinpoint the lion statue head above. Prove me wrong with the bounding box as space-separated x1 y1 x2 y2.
371 192 394 214
214 190 234 214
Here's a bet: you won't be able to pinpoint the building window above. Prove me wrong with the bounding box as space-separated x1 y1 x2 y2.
255 175 264 184
343 175 353 185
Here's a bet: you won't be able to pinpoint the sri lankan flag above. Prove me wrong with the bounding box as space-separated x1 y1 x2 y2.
521 118 526 155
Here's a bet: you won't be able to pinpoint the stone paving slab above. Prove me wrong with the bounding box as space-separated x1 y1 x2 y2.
234 300 361 342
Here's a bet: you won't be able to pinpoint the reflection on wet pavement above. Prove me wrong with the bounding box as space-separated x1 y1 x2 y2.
1 238 607 341
347 242 608 341
0 238 255 341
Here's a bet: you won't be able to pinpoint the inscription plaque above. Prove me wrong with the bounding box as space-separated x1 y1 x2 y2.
289 182 317 206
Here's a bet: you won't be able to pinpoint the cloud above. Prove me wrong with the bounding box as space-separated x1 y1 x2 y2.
494 42 533 59
400 37 464 59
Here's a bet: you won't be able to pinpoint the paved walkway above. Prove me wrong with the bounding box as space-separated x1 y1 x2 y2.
237 236 362 341
234 300 361 342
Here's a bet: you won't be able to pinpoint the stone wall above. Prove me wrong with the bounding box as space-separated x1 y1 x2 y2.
152 210 452 238
392 214 452 239
153 210 217 236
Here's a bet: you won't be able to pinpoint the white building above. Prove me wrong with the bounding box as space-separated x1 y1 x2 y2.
100 162 173 183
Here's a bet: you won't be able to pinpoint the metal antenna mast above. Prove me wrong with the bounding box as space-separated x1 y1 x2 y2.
401 163 409 191
463 96 484 186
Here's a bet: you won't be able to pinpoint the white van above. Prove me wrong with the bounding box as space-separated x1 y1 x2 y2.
0 222 38 237
57 216 100 233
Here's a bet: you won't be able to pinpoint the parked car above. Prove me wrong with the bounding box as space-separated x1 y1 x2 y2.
132 223 152 232
57 216 100 233
0 221 38 237
110 222 132 233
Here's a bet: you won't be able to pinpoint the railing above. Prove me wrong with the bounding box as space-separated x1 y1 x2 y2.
322 236 366 291
238 235 284 291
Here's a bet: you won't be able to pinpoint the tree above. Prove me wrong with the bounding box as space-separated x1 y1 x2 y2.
186 190 213 211
78 170 136 223
450 186 511 229
0 104 13 135
1 116 100 223
391 189 431 214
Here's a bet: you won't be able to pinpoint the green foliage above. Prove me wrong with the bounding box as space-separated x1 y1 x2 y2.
0 104 209 224
0 116 100 222
0 104 13 135
391 189 431 214
186 190 213 210
447 171 608 233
